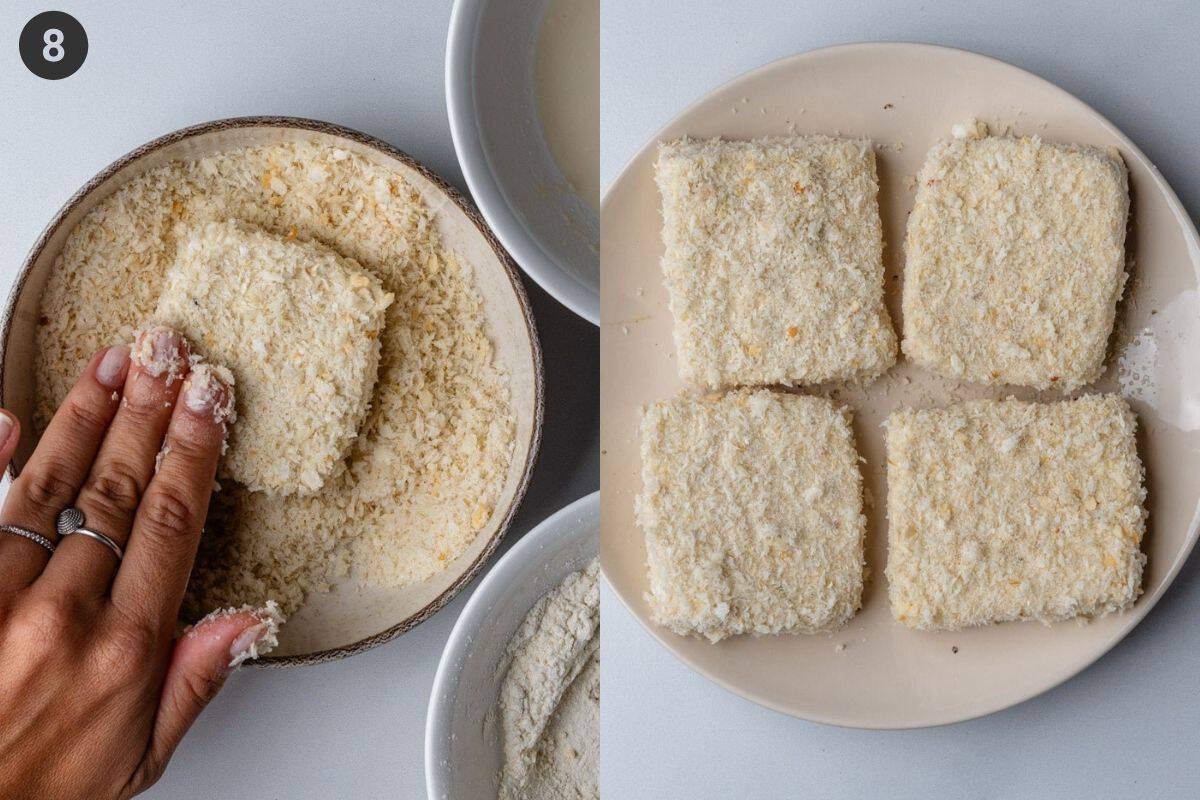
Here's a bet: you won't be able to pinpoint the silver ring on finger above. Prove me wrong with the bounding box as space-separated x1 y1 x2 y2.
55 507 123 562
0 524 55 554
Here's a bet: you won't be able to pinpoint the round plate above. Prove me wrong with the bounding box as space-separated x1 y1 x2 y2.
600 43 1200 728
1 117 544 666
426 491 597 799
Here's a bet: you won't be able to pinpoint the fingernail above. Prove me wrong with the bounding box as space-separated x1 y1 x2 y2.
184 602 285 670
228 618 279 668
182 363 237 425
0 413 13 444
132 326 188 382
95 346 130 389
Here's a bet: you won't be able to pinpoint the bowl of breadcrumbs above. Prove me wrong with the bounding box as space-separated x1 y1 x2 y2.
1 116 543 665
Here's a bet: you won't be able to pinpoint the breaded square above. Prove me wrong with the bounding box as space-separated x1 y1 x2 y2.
885 395 1146 631
155 219 393 495
636 389 865 642
902 122 1129 390
654 137 896 389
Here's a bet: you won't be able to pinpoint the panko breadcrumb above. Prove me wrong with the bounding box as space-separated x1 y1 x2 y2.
654 137 896 389
885 395 1146 631
156 219 392 495
636 389 865 642
34 140 515 618
902 121 1129 390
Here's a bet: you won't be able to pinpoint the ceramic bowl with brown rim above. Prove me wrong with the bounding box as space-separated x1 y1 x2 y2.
0 116 543 666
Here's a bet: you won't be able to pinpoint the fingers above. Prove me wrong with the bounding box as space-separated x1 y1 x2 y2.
0 412 23 593
134 607 278 795
0 412 20 469
41 327 189 597
0 347 127 592
111 364 233 631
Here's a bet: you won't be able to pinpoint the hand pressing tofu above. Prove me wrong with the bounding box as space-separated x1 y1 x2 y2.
154 219 393 496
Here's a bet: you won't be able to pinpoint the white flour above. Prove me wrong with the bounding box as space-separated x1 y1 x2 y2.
497 559 599 800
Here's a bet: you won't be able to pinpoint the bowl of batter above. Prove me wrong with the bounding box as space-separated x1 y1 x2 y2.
446 0 599 324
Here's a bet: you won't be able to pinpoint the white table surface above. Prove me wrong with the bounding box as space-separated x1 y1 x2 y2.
601 1 1200 798
0 2 598 798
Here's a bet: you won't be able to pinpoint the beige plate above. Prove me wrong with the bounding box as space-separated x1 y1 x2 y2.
600 43 1200 728
2 117 543 667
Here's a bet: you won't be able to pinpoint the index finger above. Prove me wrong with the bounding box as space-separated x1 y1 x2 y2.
110 363 235 631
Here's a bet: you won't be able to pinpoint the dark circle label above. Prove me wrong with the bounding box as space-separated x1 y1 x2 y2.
20 11 87 80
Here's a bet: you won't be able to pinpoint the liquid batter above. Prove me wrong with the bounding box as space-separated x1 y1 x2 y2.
535 0 600 211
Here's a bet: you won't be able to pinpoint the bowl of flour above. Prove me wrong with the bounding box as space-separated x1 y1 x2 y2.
426 492 598 799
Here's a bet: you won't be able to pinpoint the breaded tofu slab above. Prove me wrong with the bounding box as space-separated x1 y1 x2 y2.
636 389 865 642
654 137 896 389
885 395 1146 631
155 219 393 495
902 121 1129 391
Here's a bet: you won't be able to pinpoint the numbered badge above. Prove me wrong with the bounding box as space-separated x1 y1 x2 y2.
20 11 88 80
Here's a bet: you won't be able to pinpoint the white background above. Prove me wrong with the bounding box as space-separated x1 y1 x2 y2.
6 1 1200 798
601 1 1200 798
1 2 598 798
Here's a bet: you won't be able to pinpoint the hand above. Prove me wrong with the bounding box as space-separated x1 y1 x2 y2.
0 326 273 799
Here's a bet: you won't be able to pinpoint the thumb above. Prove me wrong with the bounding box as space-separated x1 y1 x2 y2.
143 604 283 779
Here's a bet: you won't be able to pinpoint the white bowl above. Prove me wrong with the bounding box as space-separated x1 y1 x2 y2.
445 0 599 325
425 491 598 799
